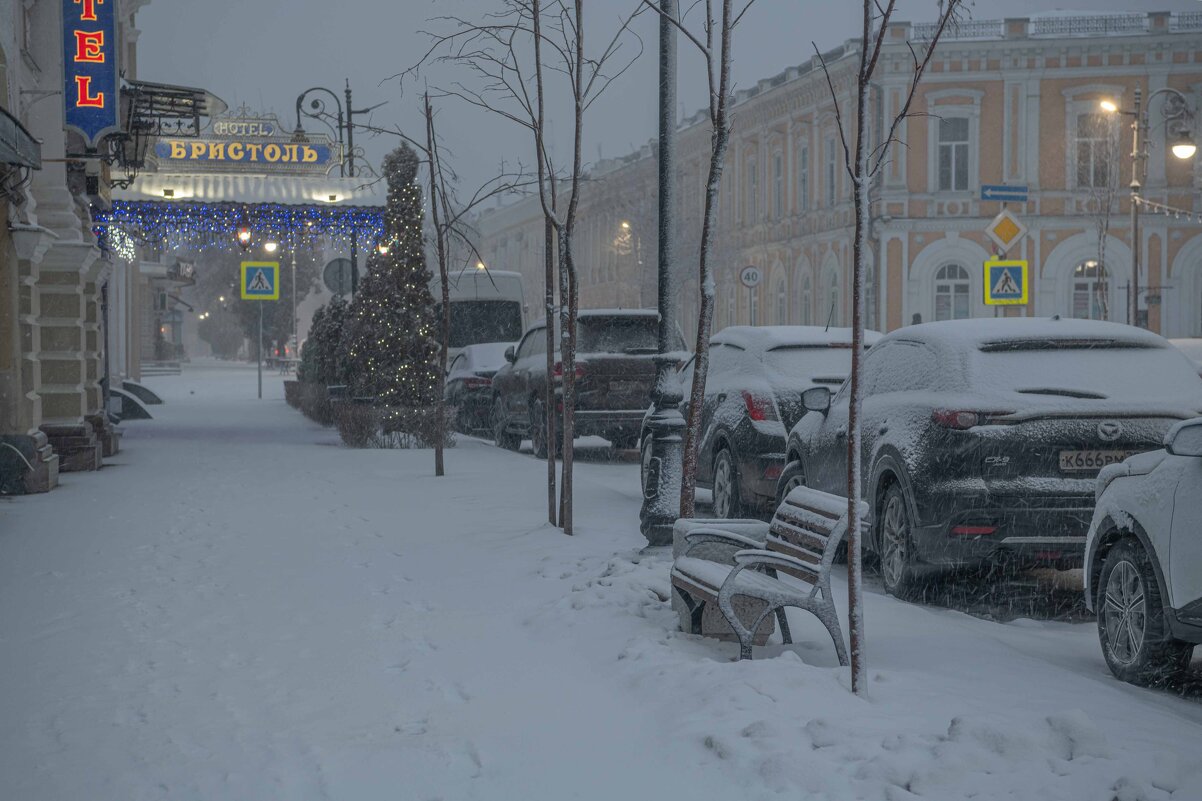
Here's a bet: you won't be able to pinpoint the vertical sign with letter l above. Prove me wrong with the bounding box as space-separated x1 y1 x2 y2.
63 0 119 148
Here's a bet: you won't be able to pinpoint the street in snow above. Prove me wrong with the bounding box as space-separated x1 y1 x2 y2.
1 363 1200 800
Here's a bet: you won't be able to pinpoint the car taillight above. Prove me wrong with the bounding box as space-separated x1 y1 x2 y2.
931 409 1011 430
763 463 783 480
552 361 586 380
950 525 997 536
463 377 491 389
742 391 779 422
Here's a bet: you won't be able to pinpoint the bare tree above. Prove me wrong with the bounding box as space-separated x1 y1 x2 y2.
816 0 964 695
415 0 642 533
641 0 756 519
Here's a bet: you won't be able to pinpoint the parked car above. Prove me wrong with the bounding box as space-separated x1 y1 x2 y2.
491 310 688 456
445 342 513 434
1085 417 1202 685
640 326 880 517
781 317 1202 599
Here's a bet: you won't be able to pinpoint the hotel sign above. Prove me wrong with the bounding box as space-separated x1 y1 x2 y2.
63 0 120 148
152 114 339 175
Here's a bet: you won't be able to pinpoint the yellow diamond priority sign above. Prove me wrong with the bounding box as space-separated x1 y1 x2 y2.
241 261 280 300
985 209 1027 254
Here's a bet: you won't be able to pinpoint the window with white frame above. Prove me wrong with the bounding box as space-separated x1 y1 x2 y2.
797 144 810 212
934 263 972 321
937 117 970 192
749 286 758 326
726 286 736 328
775 279 787 324
799 274 813 325
825 136 837 206
772 152 784 218
746 156 758 222
1076 113 1115 190
1071 259 1111 320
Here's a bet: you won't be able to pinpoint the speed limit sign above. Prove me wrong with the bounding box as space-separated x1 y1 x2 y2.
739 265 763 288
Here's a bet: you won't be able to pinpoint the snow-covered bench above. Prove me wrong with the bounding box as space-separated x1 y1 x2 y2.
670 486 867 663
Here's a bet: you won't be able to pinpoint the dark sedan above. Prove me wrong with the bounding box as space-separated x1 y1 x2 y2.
782 317 1202 599
491 310 687 456
685 326 880 518
445 342 512 434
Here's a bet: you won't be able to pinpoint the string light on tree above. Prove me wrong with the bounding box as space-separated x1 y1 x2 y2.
338 144 440 411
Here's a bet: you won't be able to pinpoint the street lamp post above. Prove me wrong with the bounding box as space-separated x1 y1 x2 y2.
639 0 686 546
294 82 385 296
1102 87 1196 327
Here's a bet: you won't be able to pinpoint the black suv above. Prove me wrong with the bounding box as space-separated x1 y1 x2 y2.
491 310 686 456
781 318 1202 598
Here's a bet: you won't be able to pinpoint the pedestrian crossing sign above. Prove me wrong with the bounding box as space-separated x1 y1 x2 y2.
241 261 279 300
983 259 1028 306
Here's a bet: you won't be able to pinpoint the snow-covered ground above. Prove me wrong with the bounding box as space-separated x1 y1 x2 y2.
1 362 1200 800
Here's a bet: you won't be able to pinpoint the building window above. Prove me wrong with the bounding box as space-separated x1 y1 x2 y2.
797 145 810 212
799 274 813 325
746 156 758 222
1076 114 1114 189
934 263 972 321
772 153 784 218
825 136 837 206
749 286 759 326
775 279 787 324
1072 259 1110 320
726 287 736 328
937 117 970 192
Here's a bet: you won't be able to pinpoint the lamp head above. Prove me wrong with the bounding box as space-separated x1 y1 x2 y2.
1099 99 1119 114
1172 129 1197 160
236 227 252 250
264 241 279 254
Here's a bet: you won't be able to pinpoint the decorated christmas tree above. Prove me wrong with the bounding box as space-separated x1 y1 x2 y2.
340 145 441 409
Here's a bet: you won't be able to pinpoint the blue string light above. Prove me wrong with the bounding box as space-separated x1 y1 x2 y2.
93 201 385 254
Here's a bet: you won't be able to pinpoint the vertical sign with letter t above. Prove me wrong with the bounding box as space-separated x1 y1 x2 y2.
63 0 119 148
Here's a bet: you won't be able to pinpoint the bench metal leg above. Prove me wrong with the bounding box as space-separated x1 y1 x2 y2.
815 606 849 667
673 586 706 635
775 608 793 645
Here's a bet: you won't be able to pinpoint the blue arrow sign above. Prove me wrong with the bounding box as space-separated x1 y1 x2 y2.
981 184 1029 203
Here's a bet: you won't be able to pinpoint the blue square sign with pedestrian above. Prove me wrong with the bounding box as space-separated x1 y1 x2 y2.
241 261 280 300
983 259 1028 306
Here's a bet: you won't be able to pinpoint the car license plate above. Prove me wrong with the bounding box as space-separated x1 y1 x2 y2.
1058 449 1135 472
610 380 642 393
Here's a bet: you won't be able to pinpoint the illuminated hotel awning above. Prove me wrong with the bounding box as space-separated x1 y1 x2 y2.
113 172 386 208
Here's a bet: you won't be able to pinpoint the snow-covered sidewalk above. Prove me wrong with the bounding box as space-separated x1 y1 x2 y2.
1 362 1199 800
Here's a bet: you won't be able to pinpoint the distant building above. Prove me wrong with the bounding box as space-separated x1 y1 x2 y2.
474 11 1202 341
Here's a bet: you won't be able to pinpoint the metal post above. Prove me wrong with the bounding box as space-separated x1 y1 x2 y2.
291 242 298 358
345 80 355 178
257 302 263 399
1130 85 1143 328
350 230 358 295
639 0 686 545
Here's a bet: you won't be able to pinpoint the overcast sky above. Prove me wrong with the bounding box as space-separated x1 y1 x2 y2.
137 1 1196 194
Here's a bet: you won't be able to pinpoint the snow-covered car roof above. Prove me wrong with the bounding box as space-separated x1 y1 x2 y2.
454 342 513 373
893 317 1169 350
710 325 882 354
527 308 659 328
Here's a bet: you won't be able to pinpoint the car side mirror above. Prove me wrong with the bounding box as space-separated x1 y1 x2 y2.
1165 418 1202 457
504 346 516 364
801 386 831 414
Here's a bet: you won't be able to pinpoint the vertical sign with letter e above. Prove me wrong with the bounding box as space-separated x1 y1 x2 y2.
63 0 119 148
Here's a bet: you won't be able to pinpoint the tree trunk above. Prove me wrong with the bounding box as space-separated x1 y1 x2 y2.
425 93 449 478
544 218 557 525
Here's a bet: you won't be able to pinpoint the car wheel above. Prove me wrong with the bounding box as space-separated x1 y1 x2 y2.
879 484 922 600
776 459 805 506
712 447 743 519
492 396 520 451
1097 538 1194 686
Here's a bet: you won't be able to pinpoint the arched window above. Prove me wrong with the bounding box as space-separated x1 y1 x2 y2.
799 274 813 325
934 263 971 321
775 278 788 324
726 285 736 328
1072 260 1110 320
822 269 841 327
748 286 759 326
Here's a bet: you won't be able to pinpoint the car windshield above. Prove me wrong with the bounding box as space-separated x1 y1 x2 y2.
446 300 523 349
577 316 684 353
972 344 1202 401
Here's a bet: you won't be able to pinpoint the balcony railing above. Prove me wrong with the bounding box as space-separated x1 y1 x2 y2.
1031 14 1147 38
912 19 1003 41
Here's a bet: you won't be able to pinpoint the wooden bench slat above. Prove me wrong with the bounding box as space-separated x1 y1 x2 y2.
770 519 829 555
767 536 822 567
